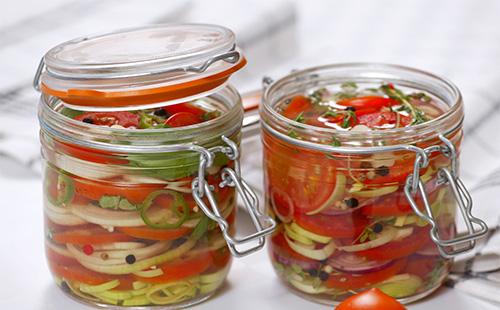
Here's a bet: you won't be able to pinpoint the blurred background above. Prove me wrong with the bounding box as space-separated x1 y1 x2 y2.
1 1 500 309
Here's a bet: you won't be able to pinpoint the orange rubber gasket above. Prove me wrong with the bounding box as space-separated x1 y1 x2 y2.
41 57 246 108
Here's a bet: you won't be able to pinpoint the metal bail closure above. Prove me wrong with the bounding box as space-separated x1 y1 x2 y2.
404 135 488 258
192 136 276 257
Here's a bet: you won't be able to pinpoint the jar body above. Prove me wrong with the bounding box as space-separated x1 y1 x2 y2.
260 64 465 304
40 86 243 308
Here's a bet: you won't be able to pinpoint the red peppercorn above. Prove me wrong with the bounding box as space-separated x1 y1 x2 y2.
83 244 94 255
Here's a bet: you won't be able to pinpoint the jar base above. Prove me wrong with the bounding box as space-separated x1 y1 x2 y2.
280 278 444 306
57 283 217 309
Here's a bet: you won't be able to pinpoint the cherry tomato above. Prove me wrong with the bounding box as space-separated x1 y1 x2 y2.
137 252 212 283
52 228 134 245
116 226 191 241
75 111 139 128
294 212 368 239
165 112 201 127
337 96 399 110
357 227 429 260
326 258 406 290
336 288 406 310
281 95 312 120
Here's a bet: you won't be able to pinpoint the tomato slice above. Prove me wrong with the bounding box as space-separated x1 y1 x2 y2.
210 247 231 269
46 247 79 266
137 252 213 283
361 188 438 217
162 102 206 117
337 96 398 110
73 177 164 204
336 288 405 310
325 258 406 290
294 212 368 239
404 255 440 279
52 228 134 245
75 111 139 128
116 226 191 241
49 263 134 289
357 227 429 260
54 140 129 165
358 111 411 128
282 95 312 120
165 112 200 127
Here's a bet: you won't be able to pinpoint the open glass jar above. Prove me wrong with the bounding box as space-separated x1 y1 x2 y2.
260 63 487 305
35 24 275 308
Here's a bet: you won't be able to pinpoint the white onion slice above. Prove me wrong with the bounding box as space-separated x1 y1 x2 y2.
284 234 336 260
45 200 87 226
340 227 413 252
306 174 346 215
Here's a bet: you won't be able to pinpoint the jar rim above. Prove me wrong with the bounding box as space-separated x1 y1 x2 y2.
38 85 243 153
261 62 464 147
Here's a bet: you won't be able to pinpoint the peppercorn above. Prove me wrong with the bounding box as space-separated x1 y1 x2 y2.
375 165 390 176
307 269 319 277
82 244 94 256
319 271 330 281
373 223 384 233
61 281 70 293
82 118 94 124
345 106 356 112
344 198 359 208
125 254 136 264
153 109 168 117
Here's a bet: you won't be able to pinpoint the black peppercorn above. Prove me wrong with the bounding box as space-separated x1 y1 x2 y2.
125 254 136 264
345 198 359 208
61 281 70 293
373 223 384 233
153 109 168 117
375 165 390 176
345 106 356 112
307 269 319 277
319 271 330 281
82 118 94 124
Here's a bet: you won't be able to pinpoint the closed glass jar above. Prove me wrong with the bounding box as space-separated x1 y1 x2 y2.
260 63 487 305
36 24 275 308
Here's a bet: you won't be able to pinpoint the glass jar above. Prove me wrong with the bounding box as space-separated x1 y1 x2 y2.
260 63 487 305
35 24 275 308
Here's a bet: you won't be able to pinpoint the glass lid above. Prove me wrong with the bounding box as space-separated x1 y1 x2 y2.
36 24 246 111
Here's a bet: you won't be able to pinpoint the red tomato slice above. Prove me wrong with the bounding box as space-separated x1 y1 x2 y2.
294 212 368 239
73 177 164 204
357 227 430 260
54 140 129 165
358 111 411 128
361 188 438 217
282 95 312 120
165 112 200 127
210 247 231 269
336 288 405 310
49 263 134 289
52 228 134 245
404 255 440 279
163 102 206 117
46 247 79 266
325 258 406 290
116 226 191 241
75 111 139 128
337 96 399 110
137 252 213 283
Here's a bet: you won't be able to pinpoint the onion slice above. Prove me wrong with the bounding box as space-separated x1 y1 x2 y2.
270 187 294 224
306 174 346 215
340 227 413 252
328 253 393 274
284 234 336 261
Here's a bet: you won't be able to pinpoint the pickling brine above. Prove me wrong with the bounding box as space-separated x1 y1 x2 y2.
260 64 486 305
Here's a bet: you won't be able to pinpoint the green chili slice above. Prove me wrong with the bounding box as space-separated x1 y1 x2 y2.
46 171 75 206
139 190 189 229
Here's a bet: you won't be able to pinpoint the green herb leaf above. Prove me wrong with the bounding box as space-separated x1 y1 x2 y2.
294 112 305 123
331 136 341 147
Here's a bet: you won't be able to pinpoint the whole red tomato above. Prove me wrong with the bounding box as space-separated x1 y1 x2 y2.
336 288 406 310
